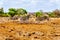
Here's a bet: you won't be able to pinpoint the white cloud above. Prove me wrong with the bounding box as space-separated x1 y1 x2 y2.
49 0 60 5
0 0 8 7
0 0 4 7
49 0 60 2
0 0 60 12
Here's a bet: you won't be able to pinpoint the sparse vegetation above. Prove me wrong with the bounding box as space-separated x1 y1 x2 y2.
0 8 60 18
48 12 56 17
0 8 60 22
0 8 60 40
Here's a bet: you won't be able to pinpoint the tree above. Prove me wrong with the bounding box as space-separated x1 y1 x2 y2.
0 8 4 14
53 9 60 17
16 8 27 16
0 8 9 17
35 11 43 17
8 8 17 17
48 12 56 17
0 13 9 17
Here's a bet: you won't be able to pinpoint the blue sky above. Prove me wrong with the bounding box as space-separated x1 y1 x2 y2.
0 0 60 12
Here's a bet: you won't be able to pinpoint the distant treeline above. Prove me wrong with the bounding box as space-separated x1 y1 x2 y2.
0 8 60 18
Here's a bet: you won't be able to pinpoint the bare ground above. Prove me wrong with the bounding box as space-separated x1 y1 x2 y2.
0 18 60 40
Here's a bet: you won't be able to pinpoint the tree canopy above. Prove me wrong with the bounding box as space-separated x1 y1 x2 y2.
0 8 60 18
16 8 27 16
8 8 17 17
35 11 43 17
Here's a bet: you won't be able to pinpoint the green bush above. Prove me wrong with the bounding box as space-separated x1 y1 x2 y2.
48 12 56 17
8 8 17 17
35 11 43 17
16 8 27 16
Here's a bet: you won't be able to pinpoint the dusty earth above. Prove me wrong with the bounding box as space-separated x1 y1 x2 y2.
0 18 60 40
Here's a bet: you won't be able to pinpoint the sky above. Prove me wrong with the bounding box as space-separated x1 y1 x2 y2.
0 0 60 12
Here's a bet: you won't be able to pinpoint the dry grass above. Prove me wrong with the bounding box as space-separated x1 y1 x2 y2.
0 18 60 40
